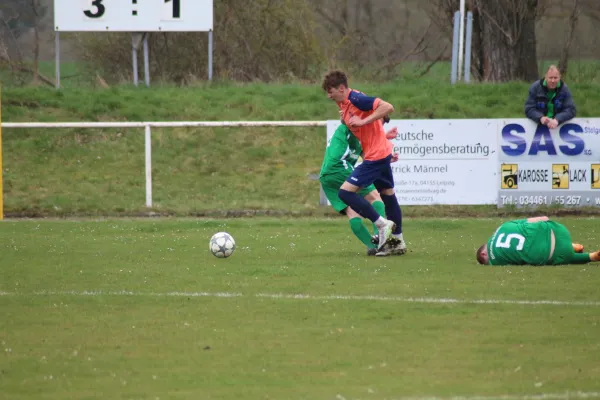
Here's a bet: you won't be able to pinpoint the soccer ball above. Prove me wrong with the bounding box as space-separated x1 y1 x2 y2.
209 232 236 258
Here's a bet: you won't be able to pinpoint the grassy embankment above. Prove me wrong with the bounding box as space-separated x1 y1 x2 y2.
2 65 600 217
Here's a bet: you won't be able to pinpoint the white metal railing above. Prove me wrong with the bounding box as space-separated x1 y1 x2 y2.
2 121 326 207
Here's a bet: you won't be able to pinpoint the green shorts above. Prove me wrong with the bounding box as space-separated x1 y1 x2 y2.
320 174 377 213
548 221 574 265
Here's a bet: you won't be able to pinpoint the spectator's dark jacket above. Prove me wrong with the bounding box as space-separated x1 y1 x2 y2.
524 79 576 124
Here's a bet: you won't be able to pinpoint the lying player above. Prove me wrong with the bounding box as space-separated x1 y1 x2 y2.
476 216 600 266
320 114 398 256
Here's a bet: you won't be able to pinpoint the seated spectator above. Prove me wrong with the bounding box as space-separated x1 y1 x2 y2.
524 65 576 129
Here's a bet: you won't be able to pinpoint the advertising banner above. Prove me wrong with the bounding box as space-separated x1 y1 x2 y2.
498 118 600 208
326 119 498 205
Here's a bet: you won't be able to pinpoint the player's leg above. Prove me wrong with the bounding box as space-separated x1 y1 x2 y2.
338 163 396 250
548 221 599 264
346 206 378 255
374 188 407 257
361 186 385 238
373 157 406 256
321 178 378 255
379 187 403 238
564 247 600 263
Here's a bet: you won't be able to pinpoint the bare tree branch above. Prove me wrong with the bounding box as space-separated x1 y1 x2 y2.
17 65 54 86
313 4 346 36
478 6 515 46
558 0 581 76
31 0 41 84
404 23 433 59
0 13 24 64
418 43 450 77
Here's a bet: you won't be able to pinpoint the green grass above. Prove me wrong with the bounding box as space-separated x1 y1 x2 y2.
8 58 600 89
1 217 600 399
2 74 600 217
0 61 94 89
2 60 600 400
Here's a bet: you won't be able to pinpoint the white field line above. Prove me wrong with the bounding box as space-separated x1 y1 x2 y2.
1 290 600 307
391 391 600 400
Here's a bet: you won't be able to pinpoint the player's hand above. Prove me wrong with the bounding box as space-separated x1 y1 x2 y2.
385 127 398 140
338 110 344 122
540 116 550 125
348 116 366 127
547 118 559 129
391 152 399 163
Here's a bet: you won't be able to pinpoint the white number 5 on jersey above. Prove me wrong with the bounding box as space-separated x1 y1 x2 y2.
495 233 525 251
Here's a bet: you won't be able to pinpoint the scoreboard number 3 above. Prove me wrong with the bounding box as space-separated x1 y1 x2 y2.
83 0 105 19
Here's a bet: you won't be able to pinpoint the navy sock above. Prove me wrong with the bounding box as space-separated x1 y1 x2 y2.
381 193 403 234
338 189 381 223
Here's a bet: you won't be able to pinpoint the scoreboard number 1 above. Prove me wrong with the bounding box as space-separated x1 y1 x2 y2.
164 0 181 19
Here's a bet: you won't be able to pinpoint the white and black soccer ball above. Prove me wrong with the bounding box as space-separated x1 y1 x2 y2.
209 232 236 258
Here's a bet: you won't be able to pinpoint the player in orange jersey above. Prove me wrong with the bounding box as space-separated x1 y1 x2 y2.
322 70 406 256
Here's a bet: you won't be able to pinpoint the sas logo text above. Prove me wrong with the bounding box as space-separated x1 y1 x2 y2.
501 123 590 157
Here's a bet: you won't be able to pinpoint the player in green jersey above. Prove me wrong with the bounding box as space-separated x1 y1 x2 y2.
476 216 600 266
320 116 398 256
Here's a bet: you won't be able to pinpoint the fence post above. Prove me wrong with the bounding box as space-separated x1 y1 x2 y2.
464 11 473 83
458 0 466 81
132 34 140 87
145 125 152 208
451 11 460 85
208 30 213 81
55 32 61 89
143 33 150 87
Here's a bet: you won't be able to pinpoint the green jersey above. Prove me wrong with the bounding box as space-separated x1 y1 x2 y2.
320 124 362 181
487 219 552 266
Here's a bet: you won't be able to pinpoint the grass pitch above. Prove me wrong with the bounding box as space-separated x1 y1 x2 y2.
1 217 600 400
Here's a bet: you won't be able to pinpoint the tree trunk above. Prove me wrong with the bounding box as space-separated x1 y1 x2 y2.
515 0 539 81
558 0 581 77
474 0 538 82
30 0 40 84
467 0 485 81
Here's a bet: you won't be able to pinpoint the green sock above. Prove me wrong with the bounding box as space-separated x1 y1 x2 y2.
570 252 592 264
371 200 386 236
349 217 376 248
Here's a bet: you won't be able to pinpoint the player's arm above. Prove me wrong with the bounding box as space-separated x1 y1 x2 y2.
347 92 394 127
325 128 352 161
375 100 394 120
381 114 397 139
362 100 393 125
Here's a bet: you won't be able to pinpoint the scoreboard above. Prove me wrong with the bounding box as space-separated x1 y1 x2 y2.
54 0 213 32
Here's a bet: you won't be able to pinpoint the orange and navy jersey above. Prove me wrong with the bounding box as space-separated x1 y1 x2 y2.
338 88 392 161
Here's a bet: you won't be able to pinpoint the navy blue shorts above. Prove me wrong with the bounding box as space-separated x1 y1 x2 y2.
345 155 395 190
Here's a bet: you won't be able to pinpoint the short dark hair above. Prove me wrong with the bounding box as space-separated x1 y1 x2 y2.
476 244 488 265
322 70 348 92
